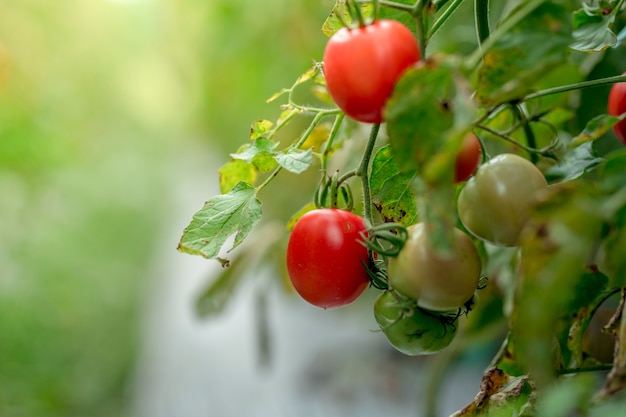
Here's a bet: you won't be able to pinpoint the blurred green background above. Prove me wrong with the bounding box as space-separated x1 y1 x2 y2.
0 0 327 416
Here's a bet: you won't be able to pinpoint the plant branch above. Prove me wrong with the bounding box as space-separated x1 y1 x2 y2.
523 74 626 102
427 0 465 39
510 104 538 163
475 122 556 160
357 123 381 224
474 0 490 46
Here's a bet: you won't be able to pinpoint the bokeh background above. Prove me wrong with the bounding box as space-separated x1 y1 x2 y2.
0 1 491 416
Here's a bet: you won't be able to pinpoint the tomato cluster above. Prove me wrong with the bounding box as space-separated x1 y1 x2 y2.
286 19 556 356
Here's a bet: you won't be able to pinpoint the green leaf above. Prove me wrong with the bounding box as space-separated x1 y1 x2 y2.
570 113 624 148
274 148 313 174
386 56 476 250
544 142 603 182
231 138 279 173
320 0 416 37
570 1 619 52
178 182 262 259
474 3 572 105
536 374 595 417
369 145 417 226
218 159 258 193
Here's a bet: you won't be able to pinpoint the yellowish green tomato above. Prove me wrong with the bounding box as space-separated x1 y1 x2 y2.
374 291 458 356
457 153 547 247
387 222 482 312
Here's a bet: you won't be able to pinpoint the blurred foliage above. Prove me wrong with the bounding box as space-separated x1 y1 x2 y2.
0 0 326 416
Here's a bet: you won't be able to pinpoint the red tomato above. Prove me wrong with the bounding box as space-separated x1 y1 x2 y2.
286 209 370 308
323 20 420 124
455 133 481 183
608 76 626 145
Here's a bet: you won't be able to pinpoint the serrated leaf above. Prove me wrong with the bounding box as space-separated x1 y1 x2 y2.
321 1 374 37
218 159 257 193
544 142 603 182
178 182 262 259
231 138 279 173
250 120 274 139
370 145 417 226
570 2 619 52
274 148 313 174
475 3 571 105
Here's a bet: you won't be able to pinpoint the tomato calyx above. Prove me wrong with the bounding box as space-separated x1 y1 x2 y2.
314 170 355 210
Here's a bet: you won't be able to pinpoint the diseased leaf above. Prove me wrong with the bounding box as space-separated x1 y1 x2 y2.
274 148 313 174
250 120 274 139
451 367 532 417
218 159 257 193
370 145 417 226
178 182 262 259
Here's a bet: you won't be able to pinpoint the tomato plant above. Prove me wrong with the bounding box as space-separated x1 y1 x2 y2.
457 153 548 247
454 133 481 183
608 76 626 145
323 19 420 124
374 290 458 355
285 208 370 309
387 222 482 312
179 0 626 415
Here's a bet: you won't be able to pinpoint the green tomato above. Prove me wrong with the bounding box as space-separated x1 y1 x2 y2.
374 291 458 356
457 153 547 247
387 222 482 312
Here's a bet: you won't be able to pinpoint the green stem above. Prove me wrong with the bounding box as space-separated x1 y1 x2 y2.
523 74 626 102
474 0 490 46
556 364 613 376
372 0 415 13
414 0 428 56
257 112 327 193
475 122 555 159
321 113 345 171
465 0 543 70
357 123 381 224
511 104 538 163
427 0 465 39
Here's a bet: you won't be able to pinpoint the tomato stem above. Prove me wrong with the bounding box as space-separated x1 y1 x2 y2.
357 123 381 225
427 0 465 39
511 104 539 164
523 74 626 102
474 122 557 160
321 113 345 171
474 0 490 46
413 0 428 56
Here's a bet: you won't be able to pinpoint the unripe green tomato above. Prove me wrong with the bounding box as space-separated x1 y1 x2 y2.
374 291 458 356
457 153 547 247
387 222 482 312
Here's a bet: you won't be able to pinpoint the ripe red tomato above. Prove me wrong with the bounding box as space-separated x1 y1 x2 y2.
455 133 481 183
323 20 420 124
608 77 626 145
286 209 370 308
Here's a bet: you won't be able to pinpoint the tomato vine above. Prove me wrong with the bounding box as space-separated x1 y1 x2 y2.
179 0 626 415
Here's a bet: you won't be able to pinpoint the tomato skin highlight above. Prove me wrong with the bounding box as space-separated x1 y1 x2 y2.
286 209 370 308
374 291 458 355
323 20 420 124
457 153 547 247
608 77 626 145
387 223 482 312
455 134 481 183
